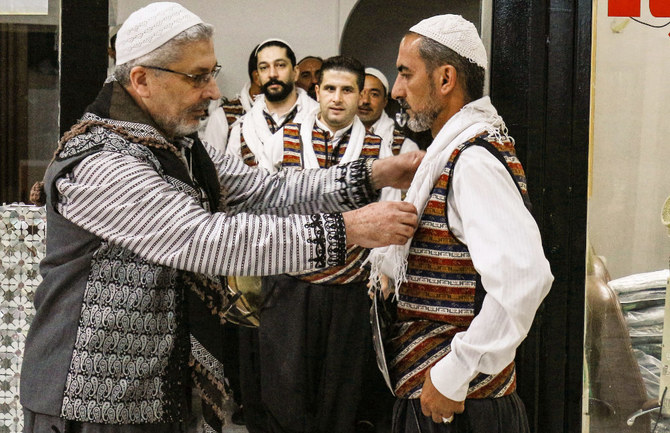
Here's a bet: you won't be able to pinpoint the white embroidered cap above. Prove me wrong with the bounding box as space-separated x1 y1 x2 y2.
115 2 204 65
410 14 487 69
255 38 294 56
364 67 390 95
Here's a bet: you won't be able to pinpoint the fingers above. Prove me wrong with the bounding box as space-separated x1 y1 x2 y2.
420 367 465 425
370 151 425 190
342 201 419 248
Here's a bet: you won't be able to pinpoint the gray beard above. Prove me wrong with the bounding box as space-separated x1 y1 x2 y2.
154 114 201 137
407 106 438 132
153 105 208 138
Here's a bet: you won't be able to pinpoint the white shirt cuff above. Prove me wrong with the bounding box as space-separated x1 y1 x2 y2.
429 352 474 402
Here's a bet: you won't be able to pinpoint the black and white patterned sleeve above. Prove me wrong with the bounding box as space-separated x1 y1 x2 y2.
56 151 347 275
208 148 378 216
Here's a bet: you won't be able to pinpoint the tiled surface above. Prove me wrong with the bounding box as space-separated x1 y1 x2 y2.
0 205 46 433
0 204 249 433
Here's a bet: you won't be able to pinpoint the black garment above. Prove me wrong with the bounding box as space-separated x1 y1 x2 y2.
355 335 395 432
23 409 184 433
238 326 269 433
392 393 530 433
259 274 371 433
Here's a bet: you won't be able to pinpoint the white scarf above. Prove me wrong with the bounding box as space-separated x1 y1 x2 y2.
370 111 397 159
371 111 402 202
366 96 509 294
299 110 367 169
238 82 255 113
241 87 317 172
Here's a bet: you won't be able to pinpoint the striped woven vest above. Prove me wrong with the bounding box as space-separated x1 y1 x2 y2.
281 122 382 284
236 120 258 167
391 129 406 156
221 98 245 127
237 108 299 167
388 133 530 399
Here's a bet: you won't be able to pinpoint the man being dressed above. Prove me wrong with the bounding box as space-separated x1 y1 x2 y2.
257 55 386 433
19 3 423 432
226 39 318 171
367 14 553 433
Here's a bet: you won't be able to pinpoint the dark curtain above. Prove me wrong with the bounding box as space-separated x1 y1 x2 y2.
0 24 30 203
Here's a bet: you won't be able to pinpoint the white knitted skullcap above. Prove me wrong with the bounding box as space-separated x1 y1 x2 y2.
364 67 389 95
410 14 487 69
115 2 204 65
255 38 294 56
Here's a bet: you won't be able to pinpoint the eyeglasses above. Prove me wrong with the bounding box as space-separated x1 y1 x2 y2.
142 64 221 88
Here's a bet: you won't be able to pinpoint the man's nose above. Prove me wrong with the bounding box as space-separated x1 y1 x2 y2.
204 78 221 100
391 77 404 100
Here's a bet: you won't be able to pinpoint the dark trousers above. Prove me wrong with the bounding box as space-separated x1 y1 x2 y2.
392 393 530 433
259 275 373 433
238 325 269 433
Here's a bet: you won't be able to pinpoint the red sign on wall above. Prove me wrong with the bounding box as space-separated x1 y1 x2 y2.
609 0 670 17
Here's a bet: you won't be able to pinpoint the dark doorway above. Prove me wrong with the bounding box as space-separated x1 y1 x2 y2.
341 0 483 149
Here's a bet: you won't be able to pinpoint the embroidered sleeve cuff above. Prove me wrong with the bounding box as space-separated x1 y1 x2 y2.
335 158 379 209
305 213 346 269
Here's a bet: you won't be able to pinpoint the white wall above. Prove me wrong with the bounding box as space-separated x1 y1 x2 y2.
112 0 358 98
588 0 670 278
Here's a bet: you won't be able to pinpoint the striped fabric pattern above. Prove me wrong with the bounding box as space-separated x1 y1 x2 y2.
388 134 527 399
280 122 382 284
55 124 375 278
234 106 299 167
221 98 245 126
391 129 406 156
238 134 258 167
263 106 298 134
282 124 302 167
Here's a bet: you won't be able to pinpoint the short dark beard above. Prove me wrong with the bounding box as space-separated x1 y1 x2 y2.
262 79 294 102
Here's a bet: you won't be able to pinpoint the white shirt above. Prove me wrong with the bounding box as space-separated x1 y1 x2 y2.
430 145 553 401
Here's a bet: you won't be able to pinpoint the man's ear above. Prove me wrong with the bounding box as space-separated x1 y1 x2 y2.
251 70 261 87
129 66 151 98
314 84 320 102
292 64 300 82
436 64 457 96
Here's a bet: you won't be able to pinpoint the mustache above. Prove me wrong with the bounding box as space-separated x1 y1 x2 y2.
397 99 411 110
190 101 211 119
262 78 288 90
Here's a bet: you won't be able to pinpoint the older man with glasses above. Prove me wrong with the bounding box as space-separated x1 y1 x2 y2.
20 3 424 433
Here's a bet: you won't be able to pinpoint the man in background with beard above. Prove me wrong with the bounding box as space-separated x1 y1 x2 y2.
225 38 320 432
226 39 318 171
200 44 262 153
